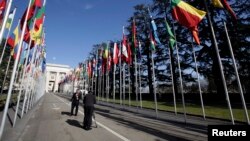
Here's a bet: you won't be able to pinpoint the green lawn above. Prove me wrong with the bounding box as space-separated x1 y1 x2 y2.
97 96 250 123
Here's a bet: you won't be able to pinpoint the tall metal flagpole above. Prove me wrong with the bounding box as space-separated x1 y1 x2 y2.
113 63 116 103
135 53 138 109
119 42 122 105
172 23 187 123
224 22 249 125
123 63 126 106
0 0 32 138
202 0 234 124
151 51 158 118
138 41 142 108
13 43 30 127
113 43 117 103
0 55 11 95
128 65 131 106
168 47 177 115
0 0 13 45
0 7 16 65
102 71 104 101
22 45 38 116
191 40 205 119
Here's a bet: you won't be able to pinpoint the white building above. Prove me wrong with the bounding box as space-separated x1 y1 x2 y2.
45 63 72 93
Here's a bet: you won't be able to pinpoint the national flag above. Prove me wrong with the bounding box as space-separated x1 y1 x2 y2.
126 42 132 65
122 33 128 62
212 0 237 21
7 23 20 48
150 32 156 51
107 53 112 71
103 43 109 60
20 0 42 43
0 0 6 24
5 10 14 29
150 18 161 44
113 42 119 65
165 18 176 49
211 0 224 8
35 6 45 31
132 18 137 52
171 0 206 44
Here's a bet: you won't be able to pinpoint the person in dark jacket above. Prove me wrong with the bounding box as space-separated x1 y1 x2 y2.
71 89 82 116
83 91 96 130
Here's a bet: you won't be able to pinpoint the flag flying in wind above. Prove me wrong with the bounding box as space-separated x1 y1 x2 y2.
132 18 137 53
113 42 119 65
5 10 14 29
126 42 132 65
122 33 128 62
7 24 20 49
164 18 176 49
0 0 6 24
21 0 42 43
212 0 237 21
150 32 156 51
35 6 45 31
171 0 206 44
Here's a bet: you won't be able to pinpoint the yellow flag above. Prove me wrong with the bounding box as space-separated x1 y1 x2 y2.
31 24 43 44
212 0 224 8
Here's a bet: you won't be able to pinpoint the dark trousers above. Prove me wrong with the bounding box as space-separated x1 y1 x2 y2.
83 106 94 128
71 102 79 115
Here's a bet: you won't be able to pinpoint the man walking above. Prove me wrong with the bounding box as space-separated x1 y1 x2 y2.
71 89 82 116
83 90 96 130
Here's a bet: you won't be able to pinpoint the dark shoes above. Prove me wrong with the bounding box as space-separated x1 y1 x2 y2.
83 126 92 130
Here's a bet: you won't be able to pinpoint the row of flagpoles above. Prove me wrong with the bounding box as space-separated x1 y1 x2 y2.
0 0 47 140
60 0 250 125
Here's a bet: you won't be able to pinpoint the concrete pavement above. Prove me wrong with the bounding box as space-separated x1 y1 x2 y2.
2 93 209 141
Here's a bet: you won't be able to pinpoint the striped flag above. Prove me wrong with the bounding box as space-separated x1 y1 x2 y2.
171 0 206 44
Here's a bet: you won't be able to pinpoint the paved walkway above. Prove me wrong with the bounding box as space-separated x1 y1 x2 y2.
2 93 211 141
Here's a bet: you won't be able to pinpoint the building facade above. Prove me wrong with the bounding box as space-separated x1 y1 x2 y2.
45 63 72 93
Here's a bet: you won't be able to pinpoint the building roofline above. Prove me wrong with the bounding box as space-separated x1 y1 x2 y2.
46 63 71 69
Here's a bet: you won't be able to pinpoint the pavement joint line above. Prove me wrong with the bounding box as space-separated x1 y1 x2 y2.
52 94 131 141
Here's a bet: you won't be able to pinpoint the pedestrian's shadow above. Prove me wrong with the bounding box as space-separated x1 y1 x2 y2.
61 111 71 116
65 119 83 129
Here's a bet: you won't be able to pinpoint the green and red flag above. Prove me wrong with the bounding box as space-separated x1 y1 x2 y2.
171 0 206 44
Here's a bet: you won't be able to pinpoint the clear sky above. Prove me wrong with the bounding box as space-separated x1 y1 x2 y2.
10 0 151 68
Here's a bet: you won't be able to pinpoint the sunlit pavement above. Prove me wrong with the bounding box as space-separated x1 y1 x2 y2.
1 92 226 141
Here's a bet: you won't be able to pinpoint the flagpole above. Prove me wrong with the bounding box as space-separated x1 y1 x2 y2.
151 50 158 118
0 54 11 95
172 23 187 123
13 42 31 126
102 72 104 101
0 7 16 65
22 42 39 117
26 43 40 113
0 0 13 45
223 22 249 125
123 63 126 106
0 0 32 138
168 47 177 115
128 65 131 107
191 40 205 120
138 58 142 109
113 63 116 103
134 53 138 109
119 42 122 105
202 0 234 124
